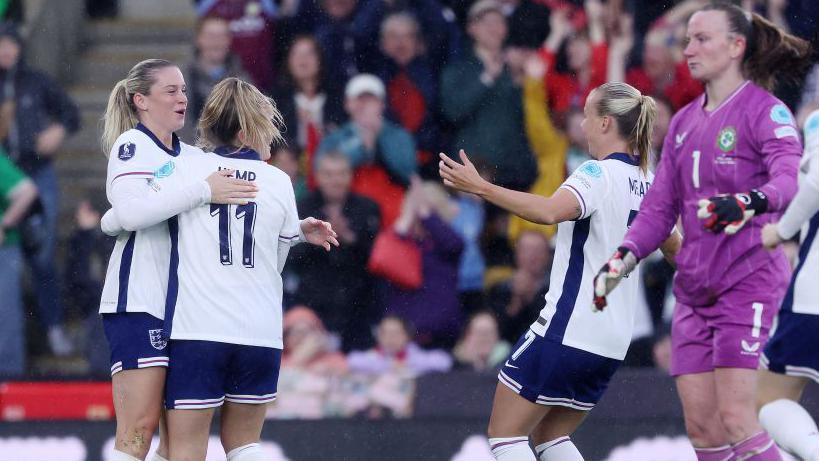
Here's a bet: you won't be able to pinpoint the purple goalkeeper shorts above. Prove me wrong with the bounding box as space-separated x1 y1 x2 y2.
670 259 789 376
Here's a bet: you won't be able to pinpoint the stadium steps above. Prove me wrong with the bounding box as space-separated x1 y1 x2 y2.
56 0 195 242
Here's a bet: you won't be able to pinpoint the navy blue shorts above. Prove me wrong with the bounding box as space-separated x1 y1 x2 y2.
762 309 819 383
165 340 282 410
102 312 169 376
497 329 621 410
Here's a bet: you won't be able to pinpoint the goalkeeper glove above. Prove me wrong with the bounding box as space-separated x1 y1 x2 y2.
697 190 768 235
593 247 638 312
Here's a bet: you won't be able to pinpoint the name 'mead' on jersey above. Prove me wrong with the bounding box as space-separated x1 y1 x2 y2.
531 154 654 360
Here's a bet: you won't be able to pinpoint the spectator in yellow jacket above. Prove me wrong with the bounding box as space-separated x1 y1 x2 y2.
507 55 568 243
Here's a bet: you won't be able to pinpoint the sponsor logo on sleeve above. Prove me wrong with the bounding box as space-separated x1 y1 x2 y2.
118 142 136 161
774 126 798 140
579 162 603 178
716 126 737 152
153 160 176 178
770 104 795 125
806 113 819 135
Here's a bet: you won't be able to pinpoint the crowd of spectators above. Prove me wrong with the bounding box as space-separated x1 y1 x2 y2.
1 0 818 418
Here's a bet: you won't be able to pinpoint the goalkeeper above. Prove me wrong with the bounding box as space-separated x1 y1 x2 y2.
593 4 804 459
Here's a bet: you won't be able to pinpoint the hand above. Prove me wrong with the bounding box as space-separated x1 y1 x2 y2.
697 190 768 234
325 206 356 244
439 150 488 196
584 0 605 25
300 216 339 251
206 169 258 205
545 8 573 51
609 14 635 56
408 175 432 218
75 200 100 230
523 54 547 80
35 124 67 157
761 223 783 249
593 247 638 311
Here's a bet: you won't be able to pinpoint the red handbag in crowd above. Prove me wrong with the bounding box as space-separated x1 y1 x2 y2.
367 229 423 290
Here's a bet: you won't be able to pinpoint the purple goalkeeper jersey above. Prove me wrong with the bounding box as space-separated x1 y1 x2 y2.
623 81 802 306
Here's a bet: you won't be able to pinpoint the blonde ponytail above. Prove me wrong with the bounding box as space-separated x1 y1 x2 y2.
101 79 139 156
634 95 657 172
594 82 657 173
99 59 177 156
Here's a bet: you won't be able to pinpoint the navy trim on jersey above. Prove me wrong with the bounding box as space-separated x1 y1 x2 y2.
604 152 639 166
781 212 819 312
548 218 591 340
136 123 181 157
164 217 180 336
116 233 137 313
214 145 261 161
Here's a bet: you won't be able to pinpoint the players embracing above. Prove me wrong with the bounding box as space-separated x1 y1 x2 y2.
99 60 337 461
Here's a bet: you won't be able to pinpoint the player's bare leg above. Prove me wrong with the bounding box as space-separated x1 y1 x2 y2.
487 383 549 460
220 402 268 460
676 371 733 460
112 368 165 460
758 370 819 461
153 408 169 461
714 367 782 460
167 408 216 461
530 406 587 460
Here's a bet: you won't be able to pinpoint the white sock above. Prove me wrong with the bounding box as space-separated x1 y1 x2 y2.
489 437 537 460
149 454 169 461
535 436 584 461
227 443 265 461
760 399 819 461
111 450 142 461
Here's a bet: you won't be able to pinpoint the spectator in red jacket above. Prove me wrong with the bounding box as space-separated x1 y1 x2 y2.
608 16 702 111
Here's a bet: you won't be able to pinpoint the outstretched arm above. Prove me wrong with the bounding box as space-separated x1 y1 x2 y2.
101 170 258 235
439 150 580 225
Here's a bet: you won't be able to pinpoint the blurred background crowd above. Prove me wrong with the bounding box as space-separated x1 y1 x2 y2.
0 0 817 420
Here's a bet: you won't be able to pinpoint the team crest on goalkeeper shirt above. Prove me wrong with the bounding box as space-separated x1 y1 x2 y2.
717 126 737 153
149 329 168 350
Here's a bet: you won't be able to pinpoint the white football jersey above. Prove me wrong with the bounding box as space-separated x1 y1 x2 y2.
530 153 654 360
165 147 300 348
99 125 203 319
783 110 819 315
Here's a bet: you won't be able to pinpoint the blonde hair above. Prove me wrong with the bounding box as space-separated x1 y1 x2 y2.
101 59 176 156
594 82 656 172
196 77 284 155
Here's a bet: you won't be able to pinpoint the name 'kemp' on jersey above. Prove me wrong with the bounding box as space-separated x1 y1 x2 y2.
166 151 301 349
533 154 653 361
